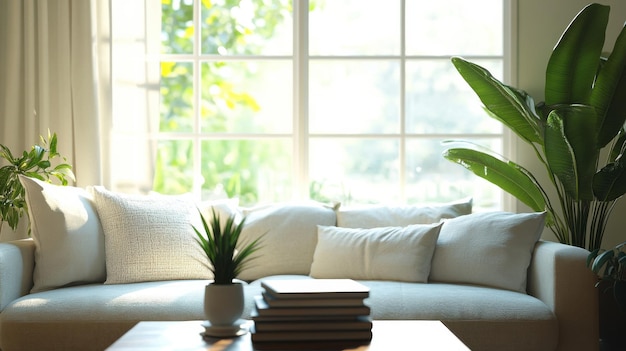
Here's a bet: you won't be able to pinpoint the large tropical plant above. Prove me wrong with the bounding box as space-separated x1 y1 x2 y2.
0 132 74 237
443 3 626 251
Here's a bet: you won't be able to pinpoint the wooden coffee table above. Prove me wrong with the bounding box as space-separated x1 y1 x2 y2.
106 320 470 350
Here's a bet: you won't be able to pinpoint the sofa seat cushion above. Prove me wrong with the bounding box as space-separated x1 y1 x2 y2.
360 280 554 320
0 280 264 322
248 276 558 351
247 275 554 321
360 280 558 351
1 276 557 351
0 280 264 351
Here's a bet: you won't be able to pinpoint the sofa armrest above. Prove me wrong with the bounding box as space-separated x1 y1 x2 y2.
0 239 35 311
528 240 599 351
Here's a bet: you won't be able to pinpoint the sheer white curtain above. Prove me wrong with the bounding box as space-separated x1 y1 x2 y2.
0 0 110 239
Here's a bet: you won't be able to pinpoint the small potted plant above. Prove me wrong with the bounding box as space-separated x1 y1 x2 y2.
588 242 626 348
588 242 626 308
193 207 262 329
0 131 74 238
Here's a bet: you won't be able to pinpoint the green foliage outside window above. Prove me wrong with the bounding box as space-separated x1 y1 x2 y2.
157 0 292 203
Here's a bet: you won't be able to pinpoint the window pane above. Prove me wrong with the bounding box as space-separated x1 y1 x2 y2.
201 0 293 55
405 138 502 211
310 0 400 55
309 60 400 134
405 0 503 56
154 140 194 194
152 1 507 208
406 59 502 134
160 62 194 133
201 61 292 133
309 138 400 204
200 139 292 205
161 0 194 54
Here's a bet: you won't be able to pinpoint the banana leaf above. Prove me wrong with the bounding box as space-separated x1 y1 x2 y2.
451 57 543 145
545 3 609 105
593 156 626 201
591 24 626 148
544 106 599 201
443 147 546 212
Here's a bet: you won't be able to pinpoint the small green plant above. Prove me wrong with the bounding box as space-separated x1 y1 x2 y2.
588 242 626 286
0 131 74 236
192 208 262 284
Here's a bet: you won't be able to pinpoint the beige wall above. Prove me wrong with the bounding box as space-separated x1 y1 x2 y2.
515 0 626 248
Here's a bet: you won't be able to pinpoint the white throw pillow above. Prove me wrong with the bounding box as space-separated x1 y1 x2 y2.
336 198 472 228
19 176 106 293
236 202 337 281
429 211 546 293
91 186 218 284
310 223 442 282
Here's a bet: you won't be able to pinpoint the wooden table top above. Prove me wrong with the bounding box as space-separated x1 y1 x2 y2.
106 320 470 350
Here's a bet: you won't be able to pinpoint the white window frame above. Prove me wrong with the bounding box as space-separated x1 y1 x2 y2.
156 0 516 208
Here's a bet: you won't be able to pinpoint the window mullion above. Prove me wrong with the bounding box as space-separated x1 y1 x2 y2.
293 0 309 200
192 0 202 199
399 0 407 203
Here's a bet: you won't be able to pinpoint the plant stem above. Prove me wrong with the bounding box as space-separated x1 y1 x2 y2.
589 200 616 252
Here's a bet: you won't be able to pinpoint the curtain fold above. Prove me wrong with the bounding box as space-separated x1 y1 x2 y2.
0 0 111 239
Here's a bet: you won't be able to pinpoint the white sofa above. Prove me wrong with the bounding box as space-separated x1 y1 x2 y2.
0 177 599 351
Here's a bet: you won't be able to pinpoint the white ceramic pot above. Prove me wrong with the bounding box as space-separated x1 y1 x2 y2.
204 282 244 326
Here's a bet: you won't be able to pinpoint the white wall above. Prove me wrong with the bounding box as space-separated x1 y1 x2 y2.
515 0 626 248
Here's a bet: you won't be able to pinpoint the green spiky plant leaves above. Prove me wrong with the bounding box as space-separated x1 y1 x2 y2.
0 131 75 237
443 3 626 251
192 208 262 284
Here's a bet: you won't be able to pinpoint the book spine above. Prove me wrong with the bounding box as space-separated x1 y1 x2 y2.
251 330 373 342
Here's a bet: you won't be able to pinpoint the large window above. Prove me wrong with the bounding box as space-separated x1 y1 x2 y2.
156 0 506 208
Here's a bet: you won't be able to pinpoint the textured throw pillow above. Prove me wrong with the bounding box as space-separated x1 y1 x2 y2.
310 223 442 282
236 202 337 281
91 186 218 284
19 176 106 293
429 211 546 293
336 198 472 228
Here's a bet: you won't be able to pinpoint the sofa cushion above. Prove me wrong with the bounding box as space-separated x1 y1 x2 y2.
92 187 217 284
0 277 557 351
430 211 545 293
247 276 557 351
19 176 106 293
0 280 262 351
310 223 442 282
356 279 558 351
336 198 472 228
236 202 337 281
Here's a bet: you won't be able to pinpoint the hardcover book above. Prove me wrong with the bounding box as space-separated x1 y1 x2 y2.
253 315 373 333
260 279 370 299
252 339 370 351
253 295 371 317
251 309 366 322
262 291 367 308
251 329 372 342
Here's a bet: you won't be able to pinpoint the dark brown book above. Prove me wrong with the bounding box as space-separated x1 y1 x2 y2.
252 339 371 350
253 295 371 318
253 315 373 332
251 310 364 322
261 279 370 299
251 329 373 342
262 291 367 308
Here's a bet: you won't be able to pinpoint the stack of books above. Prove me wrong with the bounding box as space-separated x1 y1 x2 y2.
251 279 372 349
